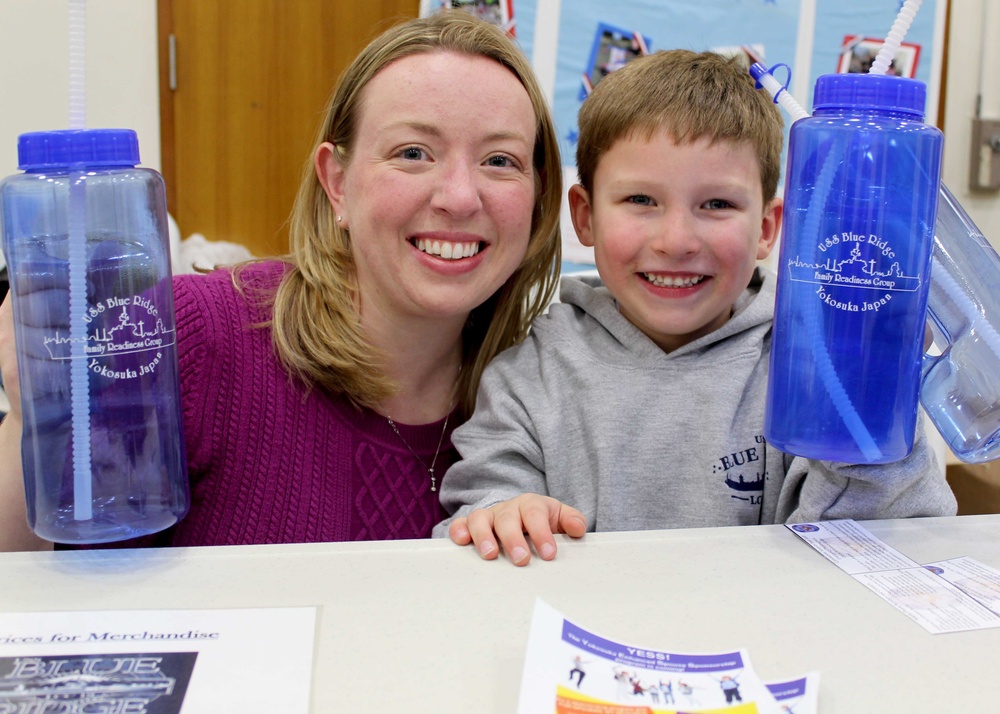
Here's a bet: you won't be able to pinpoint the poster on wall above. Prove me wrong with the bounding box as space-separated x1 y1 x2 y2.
421 0 945 266
419 0 516 35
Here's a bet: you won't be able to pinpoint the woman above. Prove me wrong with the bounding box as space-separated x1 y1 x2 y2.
0 11 561 549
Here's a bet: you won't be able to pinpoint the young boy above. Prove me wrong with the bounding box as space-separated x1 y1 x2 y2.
432 50 956 565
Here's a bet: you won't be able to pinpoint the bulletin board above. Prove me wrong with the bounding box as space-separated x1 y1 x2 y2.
421 0 948 265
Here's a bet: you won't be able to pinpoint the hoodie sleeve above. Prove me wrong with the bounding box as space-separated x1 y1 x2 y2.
432 339 550 537
775 410 957 523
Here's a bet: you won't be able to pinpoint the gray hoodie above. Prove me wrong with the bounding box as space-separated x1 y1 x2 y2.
434 268 956 535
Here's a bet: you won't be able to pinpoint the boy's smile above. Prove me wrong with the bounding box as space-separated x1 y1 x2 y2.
569 131 782 353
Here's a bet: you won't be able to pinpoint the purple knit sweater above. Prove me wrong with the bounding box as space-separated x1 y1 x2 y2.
146 262 454 546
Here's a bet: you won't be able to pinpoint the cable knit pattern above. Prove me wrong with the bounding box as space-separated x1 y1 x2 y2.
109 261 453 547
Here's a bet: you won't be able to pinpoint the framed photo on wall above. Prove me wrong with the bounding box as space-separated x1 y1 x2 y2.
579 22 650 99
837 34 921 78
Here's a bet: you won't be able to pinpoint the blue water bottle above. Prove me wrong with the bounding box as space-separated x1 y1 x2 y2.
0 129 189 543
765 74 943 463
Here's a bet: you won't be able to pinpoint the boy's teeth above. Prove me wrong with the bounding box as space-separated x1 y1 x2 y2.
415 239 480 260
643 273 706 288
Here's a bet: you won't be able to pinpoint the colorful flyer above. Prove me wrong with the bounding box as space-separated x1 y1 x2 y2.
518 598 782 714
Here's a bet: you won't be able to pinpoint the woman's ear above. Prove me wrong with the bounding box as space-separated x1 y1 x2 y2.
315 142 349 228
568 184 595 248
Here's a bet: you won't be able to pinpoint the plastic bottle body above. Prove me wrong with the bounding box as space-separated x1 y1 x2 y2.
920 184 1000 462
1 134 188 543
765 74 943 463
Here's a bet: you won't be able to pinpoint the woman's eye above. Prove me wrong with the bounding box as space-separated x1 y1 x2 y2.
627 195 654 206
485 154 518 169
399 146 427 161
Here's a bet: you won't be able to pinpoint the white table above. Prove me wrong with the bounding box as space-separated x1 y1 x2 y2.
2 515 999 712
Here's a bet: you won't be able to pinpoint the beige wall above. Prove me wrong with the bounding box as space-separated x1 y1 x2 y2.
0 0 160 175
941 0 1000 245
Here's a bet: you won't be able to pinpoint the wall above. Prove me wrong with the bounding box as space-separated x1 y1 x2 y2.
941 0 1000 244
0 0 160 177
0 0 998 242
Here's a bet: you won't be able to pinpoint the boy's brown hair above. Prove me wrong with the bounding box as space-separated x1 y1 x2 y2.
575 50 783 203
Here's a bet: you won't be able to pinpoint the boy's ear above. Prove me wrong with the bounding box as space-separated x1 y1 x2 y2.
315 142 349 228
568 184 595 247
756 196 783 261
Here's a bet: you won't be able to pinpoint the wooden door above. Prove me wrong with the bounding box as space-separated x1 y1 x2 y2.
157 0 420 258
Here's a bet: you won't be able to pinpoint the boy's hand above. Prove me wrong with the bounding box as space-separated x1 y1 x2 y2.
448 494 587 566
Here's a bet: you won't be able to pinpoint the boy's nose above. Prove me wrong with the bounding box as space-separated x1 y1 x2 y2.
652 211 701 257
431 162 483 217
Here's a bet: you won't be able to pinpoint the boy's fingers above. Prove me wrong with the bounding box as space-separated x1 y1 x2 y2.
448 517 472 546
520 498 559 560
465 508 501 560
557 505 588 538
492 502 534 566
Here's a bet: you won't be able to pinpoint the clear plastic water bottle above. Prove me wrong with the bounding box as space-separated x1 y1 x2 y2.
1 128 189 543
765 73 943 463
921 184 1000 463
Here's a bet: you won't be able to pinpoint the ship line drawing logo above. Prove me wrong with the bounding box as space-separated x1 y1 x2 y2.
787 244 920 292
0 653 196 713
42 304 176 361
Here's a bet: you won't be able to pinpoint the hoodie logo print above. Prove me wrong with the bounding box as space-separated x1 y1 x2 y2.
712 437 766 504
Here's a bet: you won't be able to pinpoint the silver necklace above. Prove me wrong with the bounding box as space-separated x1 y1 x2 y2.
386 411 450 492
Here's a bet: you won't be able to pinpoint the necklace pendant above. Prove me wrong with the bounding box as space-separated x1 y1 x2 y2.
429 469 437 493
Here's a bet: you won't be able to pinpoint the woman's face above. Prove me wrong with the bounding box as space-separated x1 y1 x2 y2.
318 50 538 328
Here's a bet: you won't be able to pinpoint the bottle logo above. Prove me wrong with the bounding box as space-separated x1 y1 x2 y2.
787 232 921 313
42 295 176 379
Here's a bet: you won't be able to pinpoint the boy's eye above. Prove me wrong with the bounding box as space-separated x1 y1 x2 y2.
704 198 734 210
398 146 428 161
627 195 654 206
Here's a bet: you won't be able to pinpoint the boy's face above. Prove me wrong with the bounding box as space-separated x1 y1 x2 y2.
569 131 782 353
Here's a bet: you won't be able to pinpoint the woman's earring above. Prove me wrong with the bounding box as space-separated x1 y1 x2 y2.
337 215 342 223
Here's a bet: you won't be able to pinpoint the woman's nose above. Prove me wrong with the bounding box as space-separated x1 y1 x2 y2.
431 162 484 217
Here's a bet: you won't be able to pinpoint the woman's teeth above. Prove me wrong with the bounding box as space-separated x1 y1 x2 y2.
415 239 481 260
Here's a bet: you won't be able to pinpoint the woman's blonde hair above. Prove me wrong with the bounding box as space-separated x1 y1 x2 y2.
253 11 561 420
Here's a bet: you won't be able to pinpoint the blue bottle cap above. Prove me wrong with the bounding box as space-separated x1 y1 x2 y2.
813 73 927 118
17 129 140 170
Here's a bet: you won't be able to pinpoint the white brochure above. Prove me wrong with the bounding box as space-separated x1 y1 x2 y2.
0 607 316 713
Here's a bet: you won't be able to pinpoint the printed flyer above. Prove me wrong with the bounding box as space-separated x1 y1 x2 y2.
518 599 782 714
0 607 316 713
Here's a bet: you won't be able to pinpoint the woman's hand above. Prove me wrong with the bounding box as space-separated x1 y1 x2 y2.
448 494 587 566
0 293 20 418
0 293 51 551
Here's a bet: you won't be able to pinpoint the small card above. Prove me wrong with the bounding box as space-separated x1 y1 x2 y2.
925 556 1000 615
786 519 919 574
787 520 1000 634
